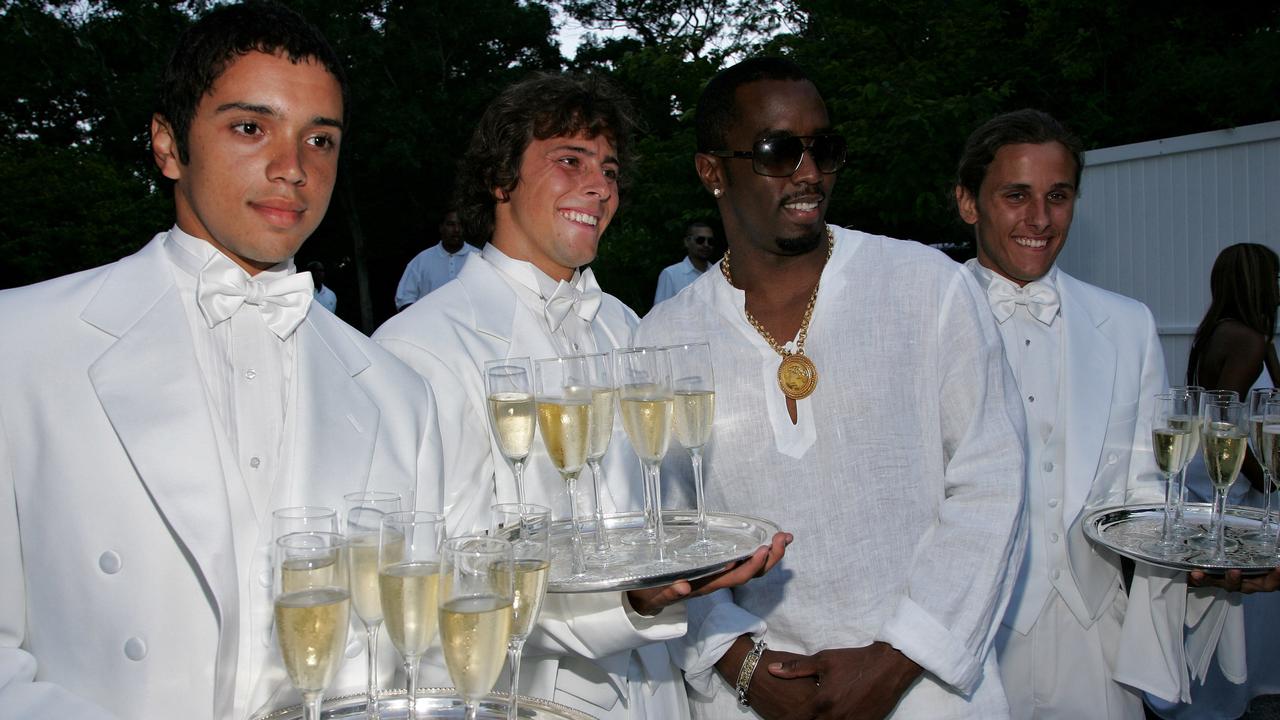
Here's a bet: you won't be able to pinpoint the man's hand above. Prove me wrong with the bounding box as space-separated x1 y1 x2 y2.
766 642 923 720
714 636 818 720
626 531 791 616
1189 567 1280 593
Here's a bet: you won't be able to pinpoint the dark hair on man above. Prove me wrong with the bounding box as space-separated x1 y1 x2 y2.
1186 243 1280 383
695 56 812 153
453 72 638 245
956 109 1084 200
157 0 348 164
686 220 715 237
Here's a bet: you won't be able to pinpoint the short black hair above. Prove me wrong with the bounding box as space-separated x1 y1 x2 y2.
157 0 348 164
695 56 811 152
686 220 714 237
956 109 1084 199
453 72 638 245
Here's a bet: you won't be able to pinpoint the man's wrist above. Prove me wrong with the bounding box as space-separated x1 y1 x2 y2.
735 636 767 706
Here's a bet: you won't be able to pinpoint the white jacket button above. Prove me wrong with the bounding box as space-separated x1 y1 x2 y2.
124 637 147 661
98 551 122 574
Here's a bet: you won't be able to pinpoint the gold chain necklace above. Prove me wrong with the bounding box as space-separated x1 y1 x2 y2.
720 227 833 400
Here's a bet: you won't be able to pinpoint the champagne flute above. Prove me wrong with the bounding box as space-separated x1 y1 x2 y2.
1243 388 1279 545
274 532 350 720
486 358 537 506
439 536 515 720
1190 397 1248 562
583 352 620 565
615 346 675 560
666 342 734 558
533 355 594 577
1139 393 1195 556
1168 385 1203 536
378 510 445 716
490 503 551 720
271 506 339 591
343 491 403 718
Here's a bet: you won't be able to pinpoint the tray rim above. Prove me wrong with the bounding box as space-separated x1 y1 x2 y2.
1082 502 1278 575
518 509 781 594
253 687 596 720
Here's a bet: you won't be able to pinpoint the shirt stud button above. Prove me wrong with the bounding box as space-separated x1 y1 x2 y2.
250 457 261 469
124 637 147 661
245 369 257 380
98 551 122 574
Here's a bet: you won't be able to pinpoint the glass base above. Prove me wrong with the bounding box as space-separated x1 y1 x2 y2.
673 537 739 559
1137 537 1190 560
1186 533 1241 554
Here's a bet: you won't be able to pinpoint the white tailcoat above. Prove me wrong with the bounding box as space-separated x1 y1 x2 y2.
374 255 690 719
0 234 444 720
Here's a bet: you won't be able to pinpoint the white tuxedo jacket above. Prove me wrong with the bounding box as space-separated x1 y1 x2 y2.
0 234 444 719
374 254 691 719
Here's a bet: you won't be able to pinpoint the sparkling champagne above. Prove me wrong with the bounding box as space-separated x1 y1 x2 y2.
509 558 550 638
537 400 591 475
1152 427 1191 475
672 389 715 449
274 587 350 692
1203 421 1248 490
346 534 384 624
620 393 674 463
489 392 536 461
378 561 440 657
1169 414 1201 467
439 594 513 702
587 387 616 460
281 555 337 594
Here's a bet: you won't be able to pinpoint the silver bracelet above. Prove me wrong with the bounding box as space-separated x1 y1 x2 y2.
735 636 767 707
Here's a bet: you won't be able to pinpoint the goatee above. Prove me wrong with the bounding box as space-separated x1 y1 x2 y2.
776 226 825 255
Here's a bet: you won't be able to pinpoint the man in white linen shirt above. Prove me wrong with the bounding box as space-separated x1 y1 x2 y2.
954 108 1280 719
374 72 789 719
654 221 717 305
394 209 475 310
0 4 444 719
636 56 1026 719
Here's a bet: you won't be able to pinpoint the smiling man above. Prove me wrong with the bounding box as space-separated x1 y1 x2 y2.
0 3 443 718
374 73 788 719
636 57 1026 719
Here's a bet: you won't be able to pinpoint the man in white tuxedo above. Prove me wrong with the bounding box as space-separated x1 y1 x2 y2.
0 4 442 719
374 73 788 719
954 109 1276 718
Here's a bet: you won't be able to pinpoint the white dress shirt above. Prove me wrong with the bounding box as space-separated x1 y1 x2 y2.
654 256 704 306
637 226 1027 719
395 242 475 309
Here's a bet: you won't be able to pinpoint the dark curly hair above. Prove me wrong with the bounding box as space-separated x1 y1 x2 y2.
956 109 1084 200
157 0 348 164
453 72 638 245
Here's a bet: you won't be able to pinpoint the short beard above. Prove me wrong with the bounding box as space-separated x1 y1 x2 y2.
776 226 825 255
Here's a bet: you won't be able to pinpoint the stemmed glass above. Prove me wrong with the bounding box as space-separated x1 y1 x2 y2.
343 491 403 717
439 536 515 720
1139 393 1196 556
615 346 675 560
1190 397 1248 562
1243 388 1279 545
583 352 620 565
273 505 339 539
490 503 552 720
486 358 537 505
378 510 445 717
533 355 593 576
1168 385 1203 536
666 342 734 558
274 531 350 720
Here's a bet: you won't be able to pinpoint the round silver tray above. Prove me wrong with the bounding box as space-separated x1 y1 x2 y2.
1083 502 1279 574
495 510 780 593
254 688 595 719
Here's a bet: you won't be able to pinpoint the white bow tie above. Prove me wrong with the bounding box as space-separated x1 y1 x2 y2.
544 268 603 331
987 279 1060 325
196 260 314 339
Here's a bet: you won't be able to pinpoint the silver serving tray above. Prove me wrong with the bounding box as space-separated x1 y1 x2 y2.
255 688 596 719
1083 502 1279 574
496 510 780 593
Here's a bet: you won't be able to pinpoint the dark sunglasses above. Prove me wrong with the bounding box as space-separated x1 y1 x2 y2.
687 235 714 245
708 134 847 177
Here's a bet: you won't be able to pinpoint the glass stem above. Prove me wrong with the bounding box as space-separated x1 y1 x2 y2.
405 656 420 718
588 459 609 552
302 690 323 720
566 473 586 576
366 624 380 717
466 702 480 720
640 460 656 540
690 447 709 543
1174 466 1189 527
513 459 526 506
1261 471 1274 533
1213 487 1229 561
646 461 667 561
1160 471 1176 544
506 638 526 720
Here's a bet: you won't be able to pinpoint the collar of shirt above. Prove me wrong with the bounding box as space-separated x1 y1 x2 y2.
166 224 297 284
482 243 582 300
433 242 475 259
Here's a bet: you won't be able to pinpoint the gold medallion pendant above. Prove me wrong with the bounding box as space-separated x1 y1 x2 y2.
777 353 818 400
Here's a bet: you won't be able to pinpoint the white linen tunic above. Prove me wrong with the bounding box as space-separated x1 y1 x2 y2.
635 225 1027 719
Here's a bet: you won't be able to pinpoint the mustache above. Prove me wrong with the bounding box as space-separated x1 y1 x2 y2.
779 186 826 206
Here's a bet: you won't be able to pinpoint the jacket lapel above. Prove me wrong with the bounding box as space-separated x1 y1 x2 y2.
1060 271 1117 522
83 236 241 717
